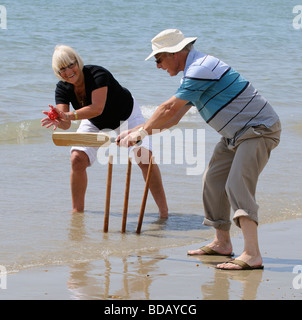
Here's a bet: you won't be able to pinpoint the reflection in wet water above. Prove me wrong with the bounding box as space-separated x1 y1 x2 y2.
66 213 267 300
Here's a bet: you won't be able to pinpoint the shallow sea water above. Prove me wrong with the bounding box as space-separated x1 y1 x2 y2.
0 0 301 275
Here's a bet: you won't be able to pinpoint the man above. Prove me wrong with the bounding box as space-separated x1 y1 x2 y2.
118 29 281 270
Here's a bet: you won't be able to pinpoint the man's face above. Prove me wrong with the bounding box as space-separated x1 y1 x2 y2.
155 52 181 77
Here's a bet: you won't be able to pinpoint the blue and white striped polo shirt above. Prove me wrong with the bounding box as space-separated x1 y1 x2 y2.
174 49 279 140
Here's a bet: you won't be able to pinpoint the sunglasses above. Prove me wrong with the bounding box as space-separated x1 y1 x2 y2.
58 61 77 75
155 54 165 64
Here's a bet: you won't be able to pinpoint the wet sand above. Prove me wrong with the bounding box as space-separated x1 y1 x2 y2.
1 218 302 301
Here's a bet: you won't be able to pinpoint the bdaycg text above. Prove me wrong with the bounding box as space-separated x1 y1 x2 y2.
103 303 198 318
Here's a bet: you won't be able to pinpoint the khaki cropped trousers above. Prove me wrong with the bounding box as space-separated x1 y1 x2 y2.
202 120 281 231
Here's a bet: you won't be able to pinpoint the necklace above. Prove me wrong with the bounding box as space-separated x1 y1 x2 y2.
75 86 86 108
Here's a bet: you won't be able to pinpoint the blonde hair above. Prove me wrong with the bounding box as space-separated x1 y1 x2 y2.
52 45 84 81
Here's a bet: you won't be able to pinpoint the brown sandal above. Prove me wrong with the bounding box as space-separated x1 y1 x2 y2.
187 246 234 256
216 259 264 270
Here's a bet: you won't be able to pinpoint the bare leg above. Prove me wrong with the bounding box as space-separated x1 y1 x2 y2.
134 148 168 219
217 217 263 269
70 150 90 213
187 229 233 255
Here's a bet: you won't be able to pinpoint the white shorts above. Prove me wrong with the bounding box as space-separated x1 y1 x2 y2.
71 97 151 165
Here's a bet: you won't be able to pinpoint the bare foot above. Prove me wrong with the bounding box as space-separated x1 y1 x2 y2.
159 212 168 219
71 209 84 214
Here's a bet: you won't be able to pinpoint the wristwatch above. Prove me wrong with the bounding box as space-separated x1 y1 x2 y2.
138 127 148 139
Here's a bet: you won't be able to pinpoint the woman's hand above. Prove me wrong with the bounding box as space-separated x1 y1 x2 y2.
41 105 69 130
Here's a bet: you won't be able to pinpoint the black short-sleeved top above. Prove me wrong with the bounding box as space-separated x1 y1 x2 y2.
55 65 133 130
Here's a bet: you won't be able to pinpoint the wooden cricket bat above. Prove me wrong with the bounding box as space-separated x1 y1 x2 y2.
52 132 116 147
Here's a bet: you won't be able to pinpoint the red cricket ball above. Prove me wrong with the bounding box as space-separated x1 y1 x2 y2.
48 109 59 120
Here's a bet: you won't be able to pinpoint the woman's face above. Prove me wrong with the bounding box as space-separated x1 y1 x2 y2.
58 60 82 85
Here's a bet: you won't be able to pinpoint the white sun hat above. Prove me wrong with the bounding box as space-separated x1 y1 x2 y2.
145 29 197 61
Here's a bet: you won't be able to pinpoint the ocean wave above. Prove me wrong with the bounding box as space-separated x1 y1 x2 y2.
0 119 52 144
0 107 200 145
140 104 200 122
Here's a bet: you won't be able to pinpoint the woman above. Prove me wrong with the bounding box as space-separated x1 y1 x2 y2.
42 45 168 218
